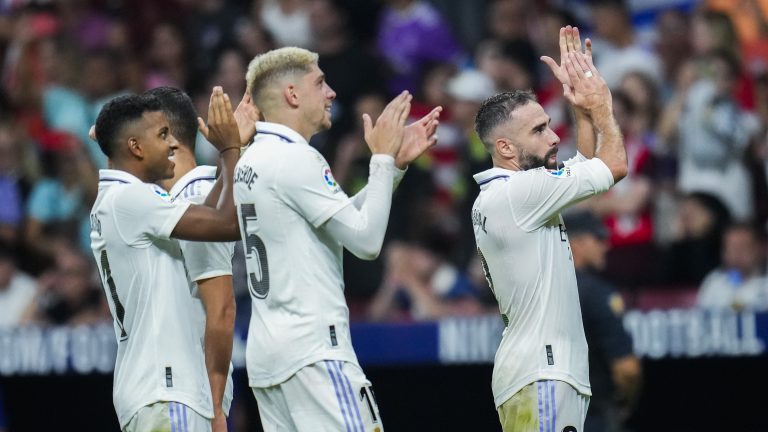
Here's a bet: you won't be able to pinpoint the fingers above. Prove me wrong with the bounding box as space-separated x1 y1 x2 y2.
419 106 442 126
223 92 235 122
564 52 582 86
197 117 209 138
565 25 575 53
573 26 582 53
584 38 597 73
397 94 412 125
570 51 592 80
558 26 567 60
541 56 564 82
362 113 372 141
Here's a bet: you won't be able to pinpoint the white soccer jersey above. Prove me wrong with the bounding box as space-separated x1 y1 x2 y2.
169 165 236 416
89 169 213 428
471 156 614 408
234 122 359 388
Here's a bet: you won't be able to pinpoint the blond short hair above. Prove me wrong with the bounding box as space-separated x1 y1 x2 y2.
246 47 319 109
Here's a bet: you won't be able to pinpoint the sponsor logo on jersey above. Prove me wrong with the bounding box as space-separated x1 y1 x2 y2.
322 167 341 193
545 167 571 178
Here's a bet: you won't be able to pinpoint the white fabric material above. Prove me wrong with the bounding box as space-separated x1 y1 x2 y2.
234 121 395 389
323 155 398 260
169 165 236 416
90 169 212 428
471 158 614 408
123 401 212 432
498 380 589 432
0 271 36 327
252 360 384 432
697 270 768 311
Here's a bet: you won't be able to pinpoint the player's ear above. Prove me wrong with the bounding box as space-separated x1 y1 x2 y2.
127 137 143 159
495 138 515 159
283 84 299 108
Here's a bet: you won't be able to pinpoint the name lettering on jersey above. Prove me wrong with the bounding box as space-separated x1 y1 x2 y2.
235 165 258 190
472 209 487 234
322 166 341 194
545 167 572 178
90 214 102 236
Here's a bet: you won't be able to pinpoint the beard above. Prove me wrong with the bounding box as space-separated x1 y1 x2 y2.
519 147 558 170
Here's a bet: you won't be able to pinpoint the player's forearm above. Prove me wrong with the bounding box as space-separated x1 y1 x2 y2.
324 155 396 259
573 108 596 158
349 165 406 210
195 149 239 239
592 107 628 182
199 276 235 416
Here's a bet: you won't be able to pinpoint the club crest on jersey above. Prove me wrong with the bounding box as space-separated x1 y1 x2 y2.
322 167 341 193
546 167 572 178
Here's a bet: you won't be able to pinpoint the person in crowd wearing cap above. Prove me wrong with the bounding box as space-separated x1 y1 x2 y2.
565 210 642 432
471 27 627 431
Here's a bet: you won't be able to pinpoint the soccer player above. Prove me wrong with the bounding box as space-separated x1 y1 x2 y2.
471 27 628 431
90 87 241 431
147 86 258 432
235 47 440 431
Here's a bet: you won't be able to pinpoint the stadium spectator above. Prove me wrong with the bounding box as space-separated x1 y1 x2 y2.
19 243 107 326
257 0 311 49
23 132 96 259
376 0 464 95
367 241 485 321
697 223 768 311
0 241 36 328
587 0 662 89
676 49 760 221
662 192 732 286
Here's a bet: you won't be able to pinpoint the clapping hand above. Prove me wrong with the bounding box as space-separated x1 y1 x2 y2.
234 89 260 146
363 91 412 158
198 86 241 152
396 106 442 169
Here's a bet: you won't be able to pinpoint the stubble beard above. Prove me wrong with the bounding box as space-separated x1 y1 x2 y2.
519 148 558 170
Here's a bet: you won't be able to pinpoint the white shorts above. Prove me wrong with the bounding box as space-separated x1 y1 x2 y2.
497 380 589 432
252 360 384 432
123 401 211 432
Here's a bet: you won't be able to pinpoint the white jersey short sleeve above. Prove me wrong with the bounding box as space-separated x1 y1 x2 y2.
89 169 213 429
278 142 351 227
471 158 614 408
234 122 359 388
169 165 236 416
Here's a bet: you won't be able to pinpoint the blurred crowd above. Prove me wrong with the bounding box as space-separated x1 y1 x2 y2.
0 0 767 330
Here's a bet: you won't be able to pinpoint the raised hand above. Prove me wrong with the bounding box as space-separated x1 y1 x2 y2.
198 86 241 152
397 106 442 169
362 91 412 158
540 26 594 102
562 50 611 115
234 89 260 146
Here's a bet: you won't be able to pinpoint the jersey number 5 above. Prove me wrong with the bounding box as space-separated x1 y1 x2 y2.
240 204 270 299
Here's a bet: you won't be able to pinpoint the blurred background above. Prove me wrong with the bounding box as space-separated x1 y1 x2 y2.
0 0 768 431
